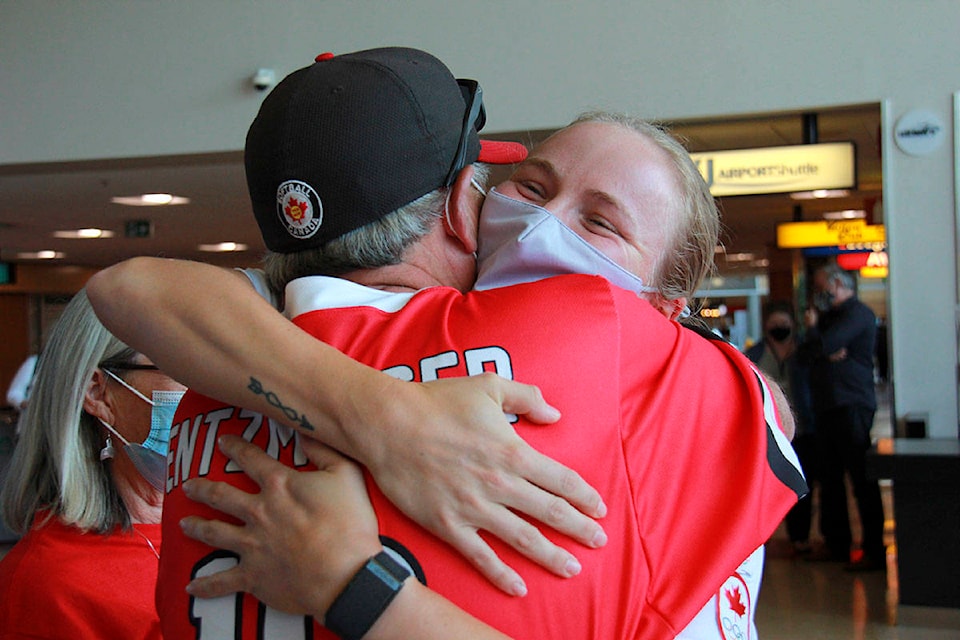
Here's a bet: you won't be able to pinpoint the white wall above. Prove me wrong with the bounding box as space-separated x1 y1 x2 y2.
2 0 957 436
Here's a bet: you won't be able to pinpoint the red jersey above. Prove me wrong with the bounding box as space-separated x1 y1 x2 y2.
0 515 162 639
158 274 805 639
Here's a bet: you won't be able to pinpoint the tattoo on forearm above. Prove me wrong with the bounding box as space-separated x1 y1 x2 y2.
247 376 315 431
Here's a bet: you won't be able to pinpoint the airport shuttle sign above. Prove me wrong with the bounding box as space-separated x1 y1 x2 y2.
690 142 856 197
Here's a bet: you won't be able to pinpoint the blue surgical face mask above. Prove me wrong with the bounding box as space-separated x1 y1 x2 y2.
100 368 185 490
475 187 661 297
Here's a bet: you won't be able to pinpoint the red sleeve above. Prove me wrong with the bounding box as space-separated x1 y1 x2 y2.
612 288 805 635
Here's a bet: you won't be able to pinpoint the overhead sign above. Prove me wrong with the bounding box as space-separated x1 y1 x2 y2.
802 242 887 257
125 219 154 238
837 251 888 270
859 266 889 279
690 142 856 197
777 219 885 249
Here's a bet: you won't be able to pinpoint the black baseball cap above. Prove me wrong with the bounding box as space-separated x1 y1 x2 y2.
245 47 528 253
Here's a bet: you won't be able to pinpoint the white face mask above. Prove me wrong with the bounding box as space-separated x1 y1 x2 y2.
100 368 185 491
474 187 660 296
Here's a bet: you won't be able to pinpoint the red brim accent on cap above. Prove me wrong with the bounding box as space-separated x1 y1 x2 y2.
478 140 528 165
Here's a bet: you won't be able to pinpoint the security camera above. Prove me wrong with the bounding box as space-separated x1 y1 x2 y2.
252 68 276 92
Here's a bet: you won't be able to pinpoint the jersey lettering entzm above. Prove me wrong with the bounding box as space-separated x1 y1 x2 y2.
157 274 805 640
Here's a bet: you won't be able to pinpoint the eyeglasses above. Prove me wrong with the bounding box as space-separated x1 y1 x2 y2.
99 362 160 372
443 79 486 187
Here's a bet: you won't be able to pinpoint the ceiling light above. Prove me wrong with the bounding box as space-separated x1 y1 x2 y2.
17 250 64 260
724 252 756 262
142 193 174 204
822 209 867 220
53 228 115 239
789 189 850 200
198 242 248 252
111 193 190 206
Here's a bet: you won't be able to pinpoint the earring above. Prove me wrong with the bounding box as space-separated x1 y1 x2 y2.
100 435 115 461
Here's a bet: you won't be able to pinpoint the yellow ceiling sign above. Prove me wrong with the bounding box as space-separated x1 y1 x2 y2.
860 266 889 279
777 219 886 248
690 142 856 197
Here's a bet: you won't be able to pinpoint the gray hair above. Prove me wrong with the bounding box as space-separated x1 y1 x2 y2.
263 165 491 294
820 261 856 291
572 111 719 305
1 289 138 534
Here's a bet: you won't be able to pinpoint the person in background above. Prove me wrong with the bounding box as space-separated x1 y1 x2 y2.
5 354 37 412
801 262 884 571
0 290 186 639
746 300 817 555
5 354 38 438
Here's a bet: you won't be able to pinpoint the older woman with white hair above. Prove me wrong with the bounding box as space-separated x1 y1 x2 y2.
0 289 185 639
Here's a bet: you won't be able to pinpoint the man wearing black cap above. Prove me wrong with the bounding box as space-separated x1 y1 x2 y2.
244 49 522 258
91 47 802 639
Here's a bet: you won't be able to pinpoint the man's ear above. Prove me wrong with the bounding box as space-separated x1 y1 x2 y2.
82 368 113 424
444 164 480 255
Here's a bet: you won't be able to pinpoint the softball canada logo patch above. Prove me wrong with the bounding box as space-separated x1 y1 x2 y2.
276 180 323 240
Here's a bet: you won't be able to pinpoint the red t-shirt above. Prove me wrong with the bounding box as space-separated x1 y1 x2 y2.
157 274 805 640
0 515 162 639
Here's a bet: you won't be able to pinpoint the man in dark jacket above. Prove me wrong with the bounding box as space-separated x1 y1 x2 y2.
802 263 883 570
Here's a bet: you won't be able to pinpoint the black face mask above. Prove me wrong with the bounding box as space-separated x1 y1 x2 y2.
814 290 835 312
768 326 792 342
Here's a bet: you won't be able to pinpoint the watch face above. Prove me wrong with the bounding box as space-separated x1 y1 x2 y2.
380 535 426 585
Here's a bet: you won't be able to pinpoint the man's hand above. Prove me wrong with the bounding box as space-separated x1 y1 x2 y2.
359 373 607 597
759 370 797 441
828 347 848 362
181 435 381 616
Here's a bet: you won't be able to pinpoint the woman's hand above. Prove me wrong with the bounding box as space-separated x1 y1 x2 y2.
180 434 380 616
359 373 607 596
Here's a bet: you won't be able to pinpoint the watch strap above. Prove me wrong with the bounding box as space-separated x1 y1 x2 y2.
325 550 411 640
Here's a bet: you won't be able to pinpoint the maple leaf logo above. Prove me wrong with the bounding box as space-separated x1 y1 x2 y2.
284 198 309 222
725 586 747 617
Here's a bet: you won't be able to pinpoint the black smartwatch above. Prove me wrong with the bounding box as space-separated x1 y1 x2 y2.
324 550 412 640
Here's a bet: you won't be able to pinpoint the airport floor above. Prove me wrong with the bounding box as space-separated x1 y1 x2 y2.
756 383 960 639
756 517 960 639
